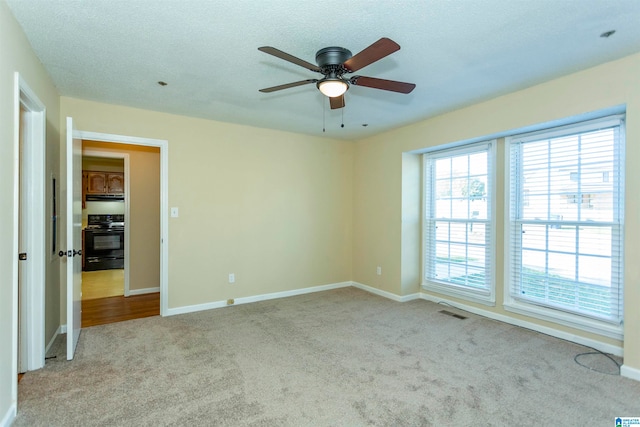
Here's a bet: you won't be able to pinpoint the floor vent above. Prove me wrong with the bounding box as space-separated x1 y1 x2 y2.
438 309 467 320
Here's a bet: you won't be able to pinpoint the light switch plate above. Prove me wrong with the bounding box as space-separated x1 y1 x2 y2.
170 207 179 218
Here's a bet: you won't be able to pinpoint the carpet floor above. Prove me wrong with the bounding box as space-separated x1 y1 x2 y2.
14 287 640 426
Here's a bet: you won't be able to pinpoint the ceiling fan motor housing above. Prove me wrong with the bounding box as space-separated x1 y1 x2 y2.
315 47 352 76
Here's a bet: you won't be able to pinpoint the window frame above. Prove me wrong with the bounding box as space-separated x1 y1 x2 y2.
504 115 625 339
422 140 496 305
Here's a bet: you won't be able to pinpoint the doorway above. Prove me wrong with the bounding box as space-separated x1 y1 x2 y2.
80 142 161 326
72 132 168 322
13 73 47 414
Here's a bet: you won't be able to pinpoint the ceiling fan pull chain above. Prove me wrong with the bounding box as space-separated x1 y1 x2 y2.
323 96 326 132
341 108 344 128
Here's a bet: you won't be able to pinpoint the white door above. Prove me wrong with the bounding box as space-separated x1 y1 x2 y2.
66 117 83 360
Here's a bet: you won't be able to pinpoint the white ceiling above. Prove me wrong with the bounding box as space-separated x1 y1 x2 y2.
6 0 640 140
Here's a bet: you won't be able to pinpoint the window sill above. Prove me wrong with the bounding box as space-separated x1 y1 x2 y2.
422 281 495 307
503 299 623 340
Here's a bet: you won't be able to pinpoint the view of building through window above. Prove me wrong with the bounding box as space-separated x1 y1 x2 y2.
510 121 623 323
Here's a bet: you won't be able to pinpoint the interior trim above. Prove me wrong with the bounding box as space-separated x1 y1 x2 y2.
74 130 169 316
164 281 352 317
44 325 62 356
620 364 640 382
352 281 419 302
128 287 160 296
0 404 16 427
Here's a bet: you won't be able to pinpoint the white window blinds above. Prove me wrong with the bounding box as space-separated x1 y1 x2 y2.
508 116 624 324
423 141 494 303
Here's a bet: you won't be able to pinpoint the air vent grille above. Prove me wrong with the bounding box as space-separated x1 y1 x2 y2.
438 309 467 320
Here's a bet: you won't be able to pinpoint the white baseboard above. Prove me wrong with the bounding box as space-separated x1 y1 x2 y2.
128 287 160 296
419 293 623 357
45 325 62 355
351 281 420 302
1 404 16 427
235 281 352 305
621 364 640 381
165 299 227 316
60 324 67 334
165 281 352 317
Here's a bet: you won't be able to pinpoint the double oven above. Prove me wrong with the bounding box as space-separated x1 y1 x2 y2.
83 214 125 271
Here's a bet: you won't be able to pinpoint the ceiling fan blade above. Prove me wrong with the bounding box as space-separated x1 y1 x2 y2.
350 76 416 94
258 46 322 73
329 94 345 109
259 79 318 93
343 38 400 72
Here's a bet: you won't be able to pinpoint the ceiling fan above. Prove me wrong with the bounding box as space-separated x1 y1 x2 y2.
258 38 416 109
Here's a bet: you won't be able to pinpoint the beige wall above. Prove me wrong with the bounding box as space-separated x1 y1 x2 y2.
83 156 124 173
353 53 640 371
0 0 61 421
83 141 161 291
60 97 354 309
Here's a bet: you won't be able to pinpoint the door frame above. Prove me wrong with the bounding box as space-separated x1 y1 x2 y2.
12 72 46 390
74 130 168 315
82 149 131 296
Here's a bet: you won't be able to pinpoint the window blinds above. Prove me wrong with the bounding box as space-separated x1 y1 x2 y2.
424 142 493 299
508 116 624 323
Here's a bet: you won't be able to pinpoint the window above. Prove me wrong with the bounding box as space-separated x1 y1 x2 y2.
423 141 495 304
507 116 624 328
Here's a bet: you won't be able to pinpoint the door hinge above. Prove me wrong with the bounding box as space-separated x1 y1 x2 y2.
18 253 27 261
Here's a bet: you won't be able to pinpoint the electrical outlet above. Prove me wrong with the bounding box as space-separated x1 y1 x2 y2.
227 299 234 305
229 273 235 283
376 266 382 276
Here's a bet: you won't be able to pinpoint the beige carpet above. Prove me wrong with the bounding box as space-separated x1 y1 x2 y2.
15 288 640 426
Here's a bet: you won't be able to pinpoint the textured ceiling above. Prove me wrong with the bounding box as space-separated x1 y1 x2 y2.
6 0 640 140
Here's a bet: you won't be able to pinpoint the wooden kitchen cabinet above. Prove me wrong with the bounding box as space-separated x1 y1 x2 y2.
85 171 124 195
86 171 107 194
106 173 124 194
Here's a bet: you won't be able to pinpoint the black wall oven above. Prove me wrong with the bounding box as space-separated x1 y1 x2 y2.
84 214 125 271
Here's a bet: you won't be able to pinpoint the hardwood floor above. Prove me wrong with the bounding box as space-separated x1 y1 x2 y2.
82 292 160 328
81 268 159 328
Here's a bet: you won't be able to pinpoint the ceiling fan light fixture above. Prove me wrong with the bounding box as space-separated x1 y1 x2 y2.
317 79 348 97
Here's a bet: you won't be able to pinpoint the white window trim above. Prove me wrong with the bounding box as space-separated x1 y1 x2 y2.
503 298 623 340
422 140 497 306
503 115 625 339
